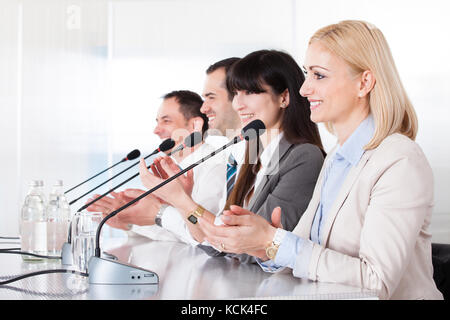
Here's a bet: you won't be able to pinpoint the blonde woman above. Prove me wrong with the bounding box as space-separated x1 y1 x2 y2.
198 20 443 300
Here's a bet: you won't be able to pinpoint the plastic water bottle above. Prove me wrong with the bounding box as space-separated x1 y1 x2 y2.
46 180 71 257
20 180 47 261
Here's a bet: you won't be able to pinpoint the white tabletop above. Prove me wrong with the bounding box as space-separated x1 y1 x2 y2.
0 234 378 300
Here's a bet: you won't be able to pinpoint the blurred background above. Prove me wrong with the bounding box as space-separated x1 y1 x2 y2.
1 0 449 241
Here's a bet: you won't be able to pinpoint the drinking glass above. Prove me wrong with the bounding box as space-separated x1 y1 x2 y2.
71 212 103 272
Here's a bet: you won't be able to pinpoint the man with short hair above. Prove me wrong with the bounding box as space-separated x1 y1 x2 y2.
153 90 208 162
196 58 247 255
86 90 226 243
155 90 209 138
201 57 242 138
154 58 245 245
149 58 248 248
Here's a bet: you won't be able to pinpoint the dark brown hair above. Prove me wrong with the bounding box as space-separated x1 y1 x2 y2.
206 57 240 101
162 90 209 134
224 50 325 209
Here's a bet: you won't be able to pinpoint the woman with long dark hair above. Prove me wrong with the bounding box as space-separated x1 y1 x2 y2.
139 49 325 263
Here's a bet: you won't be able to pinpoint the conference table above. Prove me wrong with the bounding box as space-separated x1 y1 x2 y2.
0 230 378 300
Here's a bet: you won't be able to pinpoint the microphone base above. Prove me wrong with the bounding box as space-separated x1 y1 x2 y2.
88 283 158 299
61 242 73 266
88 256 159 285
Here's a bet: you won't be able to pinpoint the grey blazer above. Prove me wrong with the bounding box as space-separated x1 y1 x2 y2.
201 136 324 263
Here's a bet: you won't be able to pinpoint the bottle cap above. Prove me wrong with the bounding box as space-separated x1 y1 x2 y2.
30 180 40 187
54 180 63 187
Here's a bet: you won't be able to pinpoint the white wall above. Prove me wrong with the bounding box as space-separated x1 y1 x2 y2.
1 0 449 242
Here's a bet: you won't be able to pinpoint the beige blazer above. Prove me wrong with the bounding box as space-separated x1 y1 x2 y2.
292 133 443 300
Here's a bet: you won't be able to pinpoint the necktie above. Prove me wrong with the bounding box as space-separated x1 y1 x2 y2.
226 153 237 198
196 153 237 257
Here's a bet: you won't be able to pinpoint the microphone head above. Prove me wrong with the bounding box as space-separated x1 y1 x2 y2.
126 149 141 161
184 131 203 147
159 138 175 152
241 119 266 141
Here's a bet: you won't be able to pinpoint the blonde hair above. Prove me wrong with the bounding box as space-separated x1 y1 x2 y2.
309 20 417 149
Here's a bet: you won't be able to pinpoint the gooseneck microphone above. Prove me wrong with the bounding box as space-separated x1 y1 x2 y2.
60 139 174 266
167 131 203 156
77 132 202 213
68 140 175 206
93 120 265 257
123 149 141 162
64 149 141 195
87 120 265 285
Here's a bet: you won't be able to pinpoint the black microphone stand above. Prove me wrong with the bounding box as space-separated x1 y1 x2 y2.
68 154 151 206
76 133 200 213
65 149 140 195
62 141 174 266
88 136 244 285
88 121 264 284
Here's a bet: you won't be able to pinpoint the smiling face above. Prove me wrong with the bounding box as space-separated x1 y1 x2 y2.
153 97 190 144
300 41 364 128
232 84 285 131
201 68 241 134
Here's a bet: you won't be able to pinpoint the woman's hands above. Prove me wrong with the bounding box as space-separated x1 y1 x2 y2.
199 205 283 260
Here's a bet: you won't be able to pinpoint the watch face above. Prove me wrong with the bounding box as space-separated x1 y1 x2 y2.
266 247 277 260
187 215 198 224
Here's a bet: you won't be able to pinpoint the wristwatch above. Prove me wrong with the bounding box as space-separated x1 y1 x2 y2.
155 204 168 227
187 205 205 224
265 228 286 260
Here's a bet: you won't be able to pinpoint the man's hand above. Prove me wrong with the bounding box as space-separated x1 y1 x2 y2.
85 189 162 230
152 156 194 197
139 157 192 208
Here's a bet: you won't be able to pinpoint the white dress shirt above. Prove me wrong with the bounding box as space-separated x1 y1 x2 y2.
204 132 284 250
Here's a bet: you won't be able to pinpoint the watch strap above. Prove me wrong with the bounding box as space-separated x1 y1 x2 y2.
265 228 286 260
155 204 168 227
187 205 205 224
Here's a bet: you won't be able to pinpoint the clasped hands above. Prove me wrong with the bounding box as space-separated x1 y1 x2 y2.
199 205 283 261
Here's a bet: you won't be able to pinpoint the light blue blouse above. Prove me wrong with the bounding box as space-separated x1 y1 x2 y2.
259 115 375 276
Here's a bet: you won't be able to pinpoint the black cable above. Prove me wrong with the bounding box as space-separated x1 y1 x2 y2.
0 250 61 260
0 236 20 240
0 269 88 286
0 248 117 261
